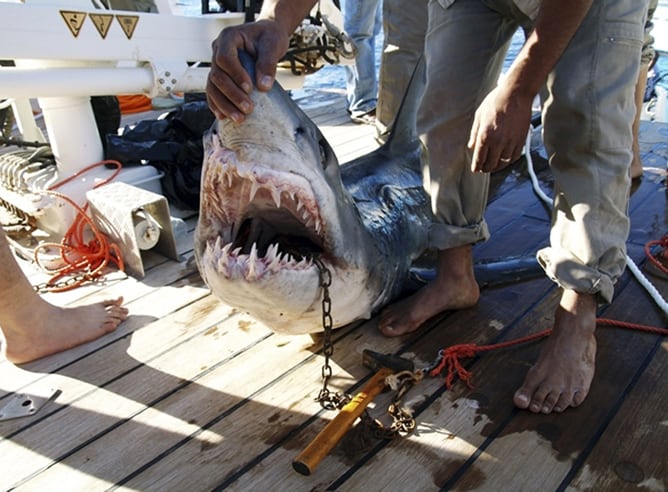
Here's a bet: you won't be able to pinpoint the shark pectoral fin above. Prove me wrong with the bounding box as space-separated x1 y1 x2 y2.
473 255 543 287
404 255 543 294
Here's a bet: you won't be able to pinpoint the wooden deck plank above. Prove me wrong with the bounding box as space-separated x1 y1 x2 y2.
109 322 404 491
0 255 202 398
568 340 667 491
212 219 561 489
0 292 237 488
8 309 276 490
0 93 666 491
439 262 668 491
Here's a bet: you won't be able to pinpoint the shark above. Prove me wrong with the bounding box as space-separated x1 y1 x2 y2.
194 51 434 335
194 52 541 335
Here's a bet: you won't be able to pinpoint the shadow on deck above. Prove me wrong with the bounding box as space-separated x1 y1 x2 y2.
0 91 666 491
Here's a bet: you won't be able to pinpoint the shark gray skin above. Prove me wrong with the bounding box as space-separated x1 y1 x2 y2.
195 53 543 335
195 51 433 335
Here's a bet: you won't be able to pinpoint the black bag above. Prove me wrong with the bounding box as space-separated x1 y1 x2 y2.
105 99 215 210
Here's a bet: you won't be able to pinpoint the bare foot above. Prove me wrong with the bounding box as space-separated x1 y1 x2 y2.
2 297 128 364
513 290 597 414
379 245 480 337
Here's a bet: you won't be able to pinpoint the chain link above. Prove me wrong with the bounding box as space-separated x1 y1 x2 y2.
313 258 351 411
33 273 97 293
419 349 445 376
311 258 420 437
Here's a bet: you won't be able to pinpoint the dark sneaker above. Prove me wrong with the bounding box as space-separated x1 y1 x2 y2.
350 108 376 125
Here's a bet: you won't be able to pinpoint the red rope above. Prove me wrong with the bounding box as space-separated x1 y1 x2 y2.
431 234 668 389
33 160 125 292
644 234 668 276
429 318 668 389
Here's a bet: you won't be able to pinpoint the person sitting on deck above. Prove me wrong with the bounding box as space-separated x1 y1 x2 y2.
0 229 128 364
205 0 648 415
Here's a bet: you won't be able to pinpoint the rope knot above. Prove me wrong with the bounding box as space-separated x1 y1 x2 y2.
429 343 481 389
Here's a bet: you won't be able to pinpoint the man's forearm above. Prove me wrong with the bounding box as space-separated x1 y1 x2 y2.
505 0 594 99
258 0 318 35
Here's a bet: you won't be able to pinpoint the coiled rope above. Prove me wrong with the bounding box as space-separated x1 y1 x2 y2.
32 160 124 292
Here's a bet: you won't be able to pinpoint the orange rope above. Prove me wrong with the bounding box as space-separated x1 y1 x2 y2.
430 318 668 389
117 95 153 115
33 160 125 292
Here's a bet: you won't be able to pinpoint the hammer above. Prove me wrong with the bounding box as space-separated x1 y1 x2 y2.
292 349 414 475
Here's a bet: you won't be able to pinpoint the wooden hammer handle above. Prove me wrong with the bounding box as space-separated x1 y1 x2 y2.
292 366 393 476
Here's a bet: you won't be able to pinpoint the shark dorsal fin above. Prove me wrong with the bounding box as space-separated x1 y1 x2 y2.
384 56 426 152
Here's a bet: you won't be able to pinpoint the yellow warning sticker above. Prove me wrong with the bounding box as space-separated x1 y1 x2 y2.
89 13 114 39
60 10 87 38
116 15 139 40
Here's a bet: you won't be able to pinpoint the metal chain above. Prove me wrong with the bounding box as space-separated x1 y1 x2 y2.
386 374 419 435
370 350 451 437
357 370 421 440
420 349 445 376
33 273 96 293
313 258 351 411
311 258 424 434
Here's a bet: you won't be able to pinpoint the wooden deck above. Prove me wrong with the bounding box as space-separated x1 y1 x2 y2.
1 88 667 491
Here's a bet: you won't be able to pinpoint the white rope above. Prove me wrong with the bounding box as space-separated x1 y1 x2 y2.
524 126 668 316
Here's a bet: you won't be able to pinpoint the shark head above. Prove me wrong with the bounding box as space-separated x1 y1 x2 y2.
195 55 380 334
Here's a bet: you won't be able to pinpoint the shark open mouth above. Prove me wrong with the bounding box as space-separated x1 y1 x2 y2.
201 146 327 281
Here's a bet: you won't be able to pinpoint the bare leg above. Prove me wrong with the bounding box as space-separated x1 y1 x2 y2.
0 230 128 364
631 62 649 179
379 245 480 336
513 289 597 414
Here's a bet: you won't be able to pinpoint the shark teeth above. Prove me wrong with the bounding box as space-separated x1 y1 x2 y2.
208 238 314 280
200 142 326 282
271 188 281 208
203 146 324 237
249 181 261 201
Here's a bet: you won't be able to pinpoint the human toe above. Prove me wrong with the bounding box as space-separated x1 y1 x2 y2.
514 372 542 410
379 322 404 337
378 310 402 337
552 392 574 413
513 388 532 410
524 385 552 413
539 390 561 414
572 389 587 407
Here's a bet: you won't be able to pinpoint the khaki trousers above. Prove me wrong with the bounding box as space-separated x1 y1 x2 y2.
420 0 649 302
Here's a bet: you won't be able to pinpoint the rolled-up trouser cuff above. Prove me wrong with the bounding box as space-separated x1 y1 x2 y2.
428 219 490 251
537 247 615 304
